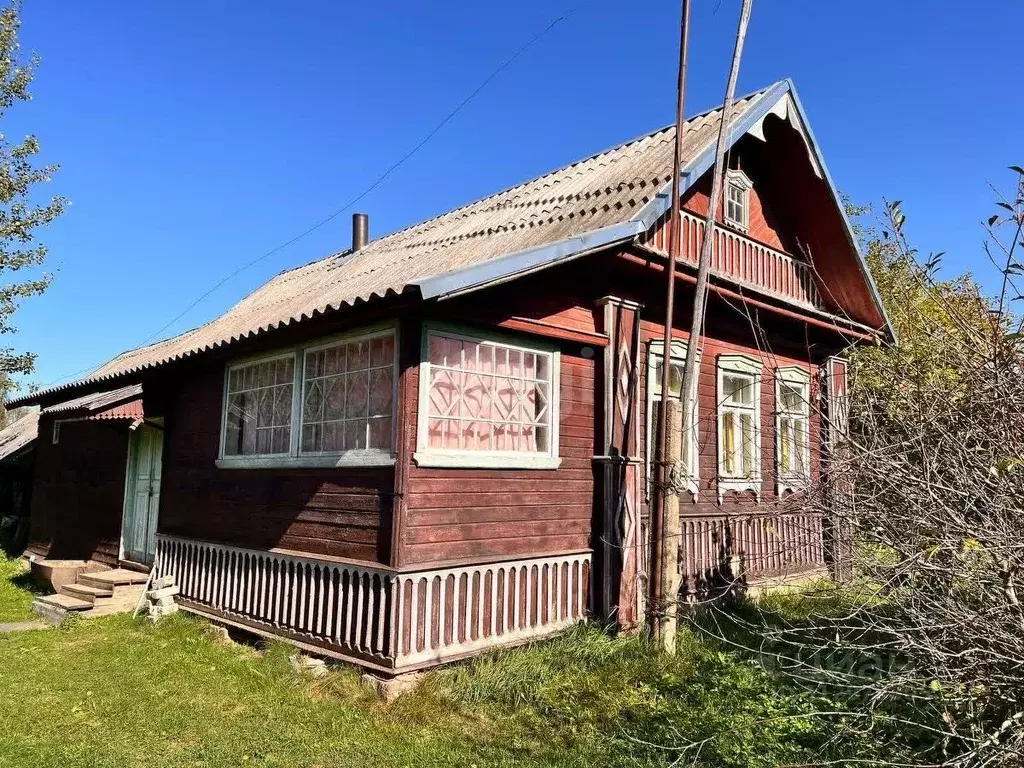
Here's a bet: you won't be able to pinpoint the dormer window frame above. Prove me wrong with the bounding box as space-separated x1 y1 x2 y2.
724 169 752 233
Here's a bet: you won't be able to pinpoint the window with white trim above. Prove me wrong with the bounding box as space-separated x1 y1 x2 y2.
224 355 295 456
415 328 560 469
220 326 397 467
776 367 811 493
724 170 752 231
716 354 763 501
646 340 699 497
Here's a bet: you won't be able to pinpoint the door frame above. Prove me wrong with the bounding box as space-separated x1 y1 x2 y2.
119 419 165 567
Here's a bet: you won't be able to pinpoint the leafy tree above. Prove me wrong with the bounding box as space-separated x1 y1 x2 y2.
0 0 65 400
849 202 999 403
692 178 1024 766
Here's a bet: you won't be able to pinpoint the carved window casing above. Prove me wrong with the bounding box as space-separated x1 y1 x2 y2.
776 366 811 495
716 354 763 502
646 340 700 499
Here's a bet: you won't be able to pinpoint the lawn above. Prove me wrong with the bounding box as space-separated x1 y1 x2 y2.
0 556 42 622
0 570 876 767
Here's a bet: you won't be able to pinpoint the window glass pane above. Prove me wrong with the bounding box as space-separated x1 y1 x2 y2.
425 332 554 454
727 183 746 226
740 412 755 477
224 357 294 457
299 331 396 454
779 381 804 412
652 355 685 398
723 373 754 406
795 419 807 474
779 411 810 480
780 416 793 474
721 411 736 474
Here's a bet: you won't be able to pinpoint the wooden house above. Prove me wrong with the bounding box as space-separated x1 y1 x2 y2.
8 80 890 675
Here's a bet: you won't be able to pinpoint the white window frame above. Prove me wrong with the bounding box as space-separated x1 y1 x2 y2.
216 322 399 469
724 169 752 232
414 323 561 470
645 339 700 500
716 353 763 503
825 356 850 447
775 366 812 496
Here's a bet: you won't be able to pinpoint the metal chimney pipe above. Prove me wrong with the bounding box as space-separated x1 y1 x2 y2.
352 213 369 251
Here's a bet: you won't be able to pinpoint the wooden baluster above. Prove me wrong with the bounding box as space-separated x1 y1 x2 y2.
375 575 387 655
344 569 355 648
451 571 462 645
410 576 420 653
395 576 406 658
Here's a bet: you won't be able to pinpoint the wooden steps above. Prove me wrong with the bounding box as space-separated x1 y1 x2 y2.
32 566 149 624
79 569 149 590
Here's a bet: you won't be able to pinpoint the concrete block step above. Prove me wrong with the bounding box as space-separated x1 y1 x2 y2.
32 600 68 625
36 593 92 611
60 583 114 603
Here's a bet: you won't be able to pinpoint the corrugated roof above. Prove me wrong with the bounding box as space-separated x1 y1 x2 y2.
42 384 143 415
0 410 38 462
11 84 789 406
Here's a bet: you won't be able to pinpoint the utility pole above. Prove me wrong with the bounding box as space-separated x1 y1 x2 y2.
652 0 755 653
651 0 691 653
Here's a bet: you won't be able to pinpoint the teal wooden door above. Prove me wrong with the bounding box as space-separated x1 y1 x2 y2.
122 425 164 565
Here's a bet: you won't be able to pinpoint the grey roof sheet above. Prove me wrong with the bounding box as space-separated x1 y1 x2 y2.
0 410 38 462
15 85 777 405
42 384 143 415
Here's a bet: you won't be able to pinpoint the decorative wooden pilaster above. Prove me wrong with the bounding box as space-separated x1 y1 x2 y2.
592 296 644 628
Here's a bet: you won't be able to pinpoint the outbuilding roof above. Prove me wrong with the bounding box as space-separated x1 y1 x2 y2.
41 383 143 416
9 79 889 407
0 410 38 463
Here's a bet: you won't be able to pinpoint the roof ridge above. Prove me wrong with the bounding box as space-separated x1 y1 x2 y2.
226 82 780 302
350 82 778 254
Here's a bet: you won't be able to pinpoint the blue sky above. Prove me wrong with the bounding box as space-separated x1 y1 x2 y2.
9 0 1023 391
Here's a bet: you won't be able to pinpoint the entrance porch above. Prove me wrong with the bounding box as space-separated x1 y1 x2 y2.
26 385 165 592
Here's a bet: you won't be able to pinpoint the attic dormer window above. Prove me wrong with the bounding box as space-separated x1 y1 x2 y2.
724 170 752 231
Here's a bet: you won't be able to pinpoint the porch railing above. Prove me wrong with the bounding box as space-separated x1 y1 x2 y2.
641 210 823 310
679 511 825 598
154 534 590 671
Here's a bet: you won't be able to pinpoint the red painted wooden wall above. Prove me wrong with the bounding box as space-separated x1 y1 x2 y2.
27 416 129 566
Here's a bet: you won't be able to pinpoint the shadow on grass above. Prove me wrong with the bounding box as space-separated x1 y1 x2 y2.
9 569 48 595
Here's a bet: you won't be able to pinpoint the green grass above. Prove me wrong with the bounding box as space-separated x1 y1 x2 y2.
0 556 42 622
0 584 878 767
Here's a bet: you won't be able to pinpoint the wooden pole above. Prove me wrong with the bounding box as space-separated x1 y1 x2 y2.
650 0 691 649
658 399 683 650
676 0 755 545
655 0 755 652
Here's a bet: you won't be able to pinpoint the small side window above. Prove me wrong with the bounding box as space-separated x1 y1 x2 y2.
724 170 752 231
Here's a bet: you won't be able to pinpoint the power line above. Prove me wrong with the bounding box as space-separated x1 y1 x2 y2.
41 3 585 389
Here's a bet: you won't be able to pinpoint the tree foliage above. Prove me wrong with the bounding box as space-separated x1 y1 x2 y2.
850 204 1000 402
0 0 64 394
